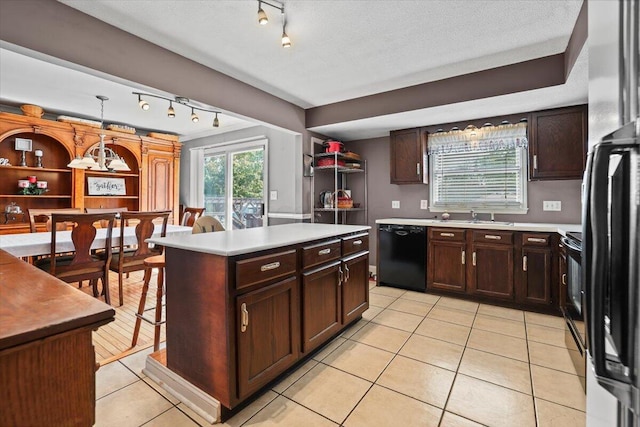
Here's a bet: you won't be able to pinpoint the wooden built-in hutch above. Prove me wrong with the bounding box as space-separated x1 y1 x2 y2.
0 111 180 234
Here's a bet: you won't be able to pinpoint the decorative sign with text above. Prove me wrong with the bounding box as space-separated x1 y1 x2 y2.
87 177 126 196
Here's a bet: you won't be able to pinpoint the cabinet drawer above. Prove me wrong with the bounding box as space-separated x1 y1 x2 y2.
342 233 369 256
429 228 466 242
472 230 513 245
302 239 341 269
236 250 297 290
521 233 551 247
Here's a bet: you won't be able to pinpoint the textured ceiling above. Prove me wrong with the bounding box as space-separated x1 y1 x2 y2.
0 1 586 141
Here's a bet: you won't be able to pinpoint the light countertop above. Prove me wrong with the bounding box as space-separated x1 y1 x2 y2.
148 223 371 256
375 218 581 236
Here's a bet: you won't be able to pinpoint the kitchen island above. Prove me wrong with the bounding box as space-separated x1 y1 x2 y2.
147 223 370 422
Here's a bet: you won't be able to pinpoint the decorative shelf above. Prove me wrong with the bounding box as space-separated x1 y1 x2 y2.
84 195 139 199
0 194 72 198
0 165 71 173
84 170 139 178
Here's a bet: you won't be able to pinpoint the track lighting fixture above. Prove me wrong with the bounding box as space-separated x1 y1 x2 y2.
137 94 150 110
257 1 268 25
133 92 222 127
256 0 291 48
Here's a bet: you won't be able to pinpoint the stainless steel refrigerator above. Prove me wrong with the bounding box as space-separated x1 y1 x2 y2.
584 1 640 426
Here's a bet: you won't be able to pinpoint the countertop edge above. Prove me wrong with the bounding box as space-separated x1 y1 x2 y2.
375 218 581 235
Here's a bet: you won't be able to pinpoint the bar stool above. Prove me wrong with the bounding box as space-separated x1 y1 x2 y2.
131 253 165 351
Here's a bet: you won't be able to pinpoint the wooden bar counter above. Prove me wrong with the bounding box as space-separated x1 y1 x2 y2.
0 249 115 427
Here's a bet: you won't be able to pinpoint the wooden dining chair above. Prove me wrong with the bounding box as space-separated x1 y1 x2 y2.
192 215 225 234
85 207 129 228
179 207 205 227
34 212 116 305
27 208 83 233
110 211 171 306
131 213 224 351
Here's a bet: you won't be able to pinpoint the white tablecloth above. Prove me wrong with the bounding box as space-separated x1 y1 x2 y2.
0 225 192 258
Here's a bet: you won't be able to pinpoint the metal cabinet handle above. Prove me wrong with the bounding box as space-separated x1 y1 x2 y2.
416 163 420 175
318 248 331 255
472 252 476 266
260 261 280 272
241 303 249 333
440 232 455 237
533 154 538 170
527 237 546 243
338 266 344 285
352 240 363 246
484 235 501 240
562 273 567 285
523 256 528 272
461 250 466 265
344 264 350 281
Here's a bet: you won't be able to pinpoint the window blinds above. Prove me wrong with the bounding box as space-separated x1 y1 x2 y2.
428 123 528 212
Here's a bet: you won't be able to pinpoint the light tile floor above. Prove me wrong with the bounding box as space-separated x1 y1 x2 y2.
95 284 586 426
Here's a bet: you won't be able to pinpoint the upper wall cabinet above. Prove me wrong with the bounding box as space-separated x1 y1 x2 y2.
389 128 427 184
528 105 587 180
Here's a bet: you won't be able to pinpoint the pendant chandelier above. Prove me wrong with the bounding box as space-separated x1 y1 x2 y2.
67 96 131 172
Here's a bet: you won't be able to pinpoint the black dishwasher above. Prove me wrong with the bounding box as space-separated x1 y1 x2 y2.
378 224 427 291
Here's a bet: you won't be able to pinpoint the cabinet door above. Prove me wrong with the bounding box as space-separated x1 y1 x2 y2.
302 262 341 353
146 152 174 212
469 243 514 300
427 241 466 292
529 105 587 180
236 276 299 400
517 248 552 305
390 128 426 184
341 252 369 325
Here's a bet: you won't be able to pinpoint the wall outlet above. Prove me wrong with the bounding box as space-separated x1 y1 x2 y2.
392 200 400 209
420 200 429 210
543 200 561 211
270 190 278 201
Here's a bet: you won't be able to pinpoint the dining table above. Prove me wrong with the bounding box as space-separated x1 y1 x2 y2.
0 224 193 258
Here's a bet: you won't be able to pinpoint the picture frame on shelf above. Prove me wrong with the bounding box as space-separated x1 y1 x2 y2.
87 177 126 196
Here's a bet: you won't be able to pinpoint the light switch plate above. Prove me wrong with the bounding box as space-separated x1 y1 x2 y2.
392 201 400 209
270 190 278 201
543 200 561 211
420 200 428 210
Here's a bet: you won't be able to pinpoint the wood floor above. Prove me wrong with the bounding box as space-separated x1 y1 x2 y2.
77 270 166 364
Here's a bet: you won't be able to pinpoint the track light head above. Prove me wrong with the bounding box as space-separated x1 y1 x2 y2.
191 108 199 123
167 101 175 118
213 113 220 128
137 94 150 111
282 30 291 48
258 2 268 24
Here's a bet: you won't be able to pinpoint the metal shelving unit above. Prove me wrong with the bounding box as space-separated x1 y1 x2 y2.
311 152 367 225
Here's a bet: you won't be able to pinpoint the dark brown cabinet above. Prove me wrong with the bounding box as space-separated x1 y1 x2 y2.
428 228 467 293
341 252 369 325
390 128 427 184
236 276 299 400
468 231 514 300
516 233 555 306
528 105 587 180
302 261 341 353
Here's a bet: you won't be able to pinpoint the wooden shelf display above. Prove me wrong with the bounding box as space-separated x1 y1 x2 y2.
0 111 181 230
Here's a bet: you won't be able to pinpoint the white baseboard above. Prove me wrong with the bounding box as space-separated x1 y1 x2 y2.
144 353 221 424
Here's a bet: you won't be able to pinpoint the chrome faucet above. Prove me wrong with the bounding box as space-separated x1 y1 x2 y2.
470 209 478 222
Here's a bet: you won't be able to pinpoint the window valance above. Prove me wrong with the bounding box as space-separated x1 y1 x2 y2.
427 122 528 155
